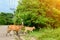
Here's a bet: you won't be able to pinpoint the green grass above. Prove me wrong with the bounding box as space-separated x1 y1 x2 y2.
25 27 60 40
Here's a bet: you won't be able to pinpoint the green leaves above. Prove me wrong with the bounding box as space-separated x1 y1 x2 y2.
14 0 59 28
14 0 48 27
0 12 13 25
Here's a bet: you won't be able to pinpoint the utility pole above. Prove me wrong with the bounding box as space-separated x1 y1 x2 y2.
9 0 16 25
9 0 16 13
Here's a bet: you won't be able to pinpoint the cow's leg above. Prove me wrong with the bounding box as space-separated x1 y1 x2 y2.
15 31 22 40
24 30 28 34
16 31 19 36
31 30 33 32
14 30 16 35
16 31 21 38
6 30 11 36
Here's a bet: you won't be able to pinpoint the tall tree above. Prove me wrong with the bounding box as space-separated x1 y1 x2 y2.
14 0 48 28
14 0 60 28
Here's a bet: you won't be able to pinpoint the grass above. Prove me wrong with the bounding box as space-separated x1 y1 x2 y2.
23 27 60 40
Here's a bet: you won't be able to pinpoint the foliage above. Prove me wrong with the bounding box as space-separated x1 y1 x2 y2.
14 0 60 28
0 12 13 25
18 28 60 40
28 28 60 40
14 0 47 28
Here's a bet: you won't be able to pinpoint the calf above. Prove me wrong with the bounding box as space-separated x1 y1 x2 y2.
24 26 35 33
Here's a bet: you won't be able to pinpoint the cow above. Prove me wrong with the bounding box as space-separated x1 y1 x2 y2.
6 25 23 36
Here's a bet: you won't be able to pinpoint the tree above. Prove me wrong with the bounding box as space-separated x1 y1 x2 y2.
14 0 48 28
14 0 60 28
0 12 13 25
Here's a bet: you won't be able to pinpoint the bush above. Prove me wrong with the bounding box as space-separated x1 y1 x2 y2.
0 12 13 25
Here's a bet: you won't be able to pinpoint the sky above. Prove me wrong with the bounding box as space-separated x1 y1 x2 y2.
0 0 18 13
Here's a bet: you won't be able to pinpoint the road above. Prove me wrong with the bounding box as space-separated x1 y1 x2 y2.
0 25 36 40
0 25 15 40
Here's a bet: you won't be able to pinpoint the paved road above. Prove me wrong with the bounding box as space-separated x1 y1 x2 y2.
0 25 15 40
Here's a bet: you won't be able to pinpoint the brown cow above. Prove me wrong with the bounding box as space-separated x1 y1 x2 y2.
6 25 23 36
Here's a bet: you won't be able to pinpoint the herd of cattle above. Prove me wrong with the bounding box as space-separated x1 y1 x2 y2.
6 25 35 36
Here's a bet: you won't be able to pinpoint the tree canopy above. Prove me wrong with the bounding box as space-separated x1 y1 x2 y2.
14 0 60 28
0 12 13 25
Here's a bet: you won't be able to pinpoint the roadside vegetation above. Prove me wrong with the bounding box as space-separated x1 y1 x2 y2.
21 27 60 40
30 28 60 40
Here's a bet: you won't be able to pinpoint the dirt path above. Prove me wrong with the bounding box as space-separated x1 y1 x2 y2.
0 25 15 40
